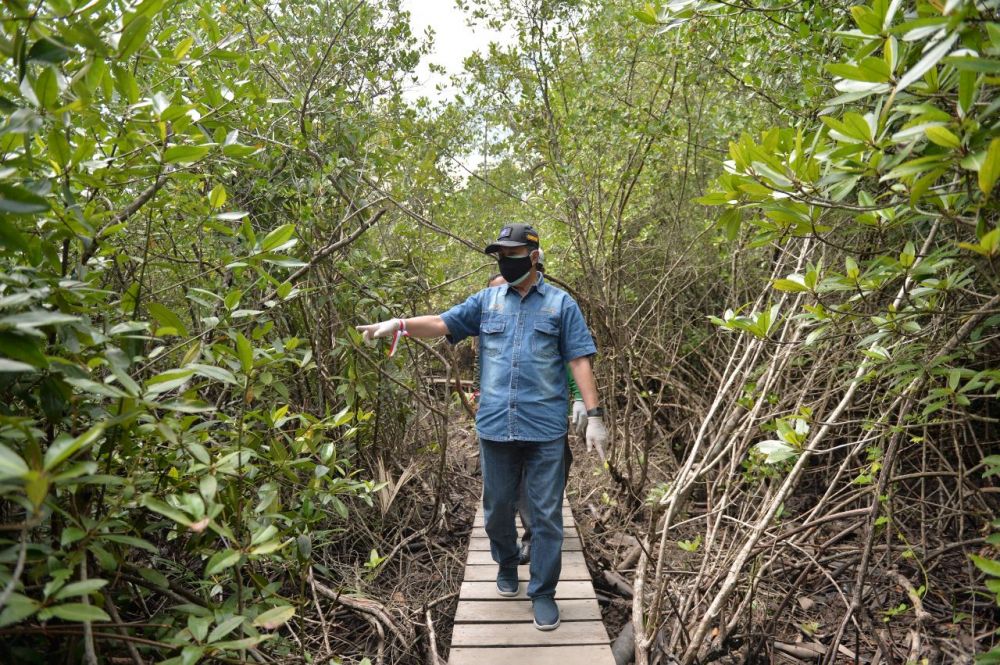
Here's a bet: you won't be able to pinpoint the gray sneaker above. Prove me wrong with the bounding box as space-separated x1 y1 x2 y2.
532 595 560 630
496 566 518 597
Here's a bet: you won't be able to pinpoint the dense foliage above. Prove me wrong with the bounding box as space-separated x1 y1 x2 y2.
0 1 446 662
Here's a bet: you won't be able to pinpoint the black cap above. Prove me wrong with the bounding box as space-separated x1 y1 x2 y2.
484 224 540 254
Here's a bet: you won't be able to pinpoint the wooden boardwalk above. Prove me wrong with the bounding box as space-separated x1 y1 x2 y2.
448 498 615 665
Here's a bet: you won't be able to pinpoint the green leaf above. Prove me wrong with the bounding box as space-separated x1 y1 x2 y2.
977 647 1000 665
224 288 242 311
0 358 36 372
0 594 40 627
145 368 195 395
924 126 960 149
44 424 105 471
858 57 890 82
755 440 798 464
190 363 238 385
900 241 916 267
0 219 28 251
174 35 195 60
207 616 245 643
205 549 241 576
958 70 976 118
250 539 289 556
27 38 72 64
827 63 885 83
215 211 248 221
185 442 211 465
960 228 1000 257
209 184 227 209
850 5 881 34
236 333 253 373
163 145 212 163
942 56 1000 74
101 534 159 553
54 579 109 600
633 5 659 25
0 443 29 479
24 470 49 508
895 33 957 95
188 614 211 642
211 636 269 650
252 605 295 630
222 144 259 158
250 524 278 547
773 275 809 292
259 224 296 252
971 554 1000 577
843 112 873 141
0 310 78 333
118 15 151 59
34 67 60 109
148 303 189 336
141 496 194 528
695 191 736 206
980 138 1000 195
48 603 111 622
0 183 50 215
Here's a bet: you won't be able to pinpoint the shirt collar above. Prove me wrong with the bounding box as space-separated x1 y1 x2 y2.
504 270 546 296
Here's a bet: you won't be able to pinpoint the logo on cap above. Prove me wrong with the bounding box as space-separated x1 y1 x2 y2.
499 226 512 238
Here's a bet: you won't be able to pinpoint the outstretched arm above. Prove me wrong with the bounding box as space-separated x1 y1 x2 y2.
356 315 450 340
400 315 450 337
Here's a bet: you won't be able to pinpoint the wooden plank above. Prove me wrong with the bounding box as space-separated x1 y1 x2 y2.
474 504 572 512
462 561 590 581
474 510 573 520
477 496 570 503
472 513 574 527
449 645 616 665
469 537 583 551
474 506 573 516
465 550 585 565
451 621 609 647
471 526 578 539
459 580 595 600
454 598 602 623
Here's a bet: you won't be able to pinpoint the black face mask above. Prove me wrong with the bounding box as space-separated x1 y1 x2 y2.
498 254 533 285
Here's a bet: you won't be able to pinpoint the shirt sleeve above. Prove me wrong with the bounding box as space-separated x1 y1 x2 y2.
440 290 483 344
560 297 597 361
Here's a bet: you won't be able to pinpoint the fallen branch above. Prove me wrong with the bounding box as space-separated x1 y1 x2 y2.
425 607 444 665
310 573 415 646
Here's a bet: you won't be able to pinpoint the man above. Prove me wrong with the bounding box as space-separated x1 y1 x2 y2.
356 223 609 631
477 253 596 567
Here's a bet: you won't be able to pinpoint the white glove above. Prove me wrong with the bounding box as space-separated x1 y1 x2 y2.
355 318 400 342
586 416 608 463
571 400 587 436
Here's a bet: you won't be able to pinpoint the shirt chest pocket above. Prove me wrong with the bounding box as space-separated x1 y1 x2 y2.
531 316 562 359
480 315 507 357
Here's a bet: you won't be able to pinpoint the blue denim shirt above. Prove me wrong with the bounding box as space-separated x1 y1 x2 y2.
440 274 597 442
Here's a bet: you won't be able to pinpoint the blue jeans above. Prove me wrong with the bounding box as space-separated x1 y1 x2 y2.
480 436 566 599
518 438 573 541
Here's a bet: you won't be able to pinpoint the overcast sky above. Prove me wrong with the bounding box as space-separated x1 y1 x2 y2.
400 0 514 102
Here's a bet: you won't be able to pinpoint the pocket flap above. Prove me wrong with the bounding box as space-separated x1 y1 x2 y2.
533 316 560 336
481 316 506 334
